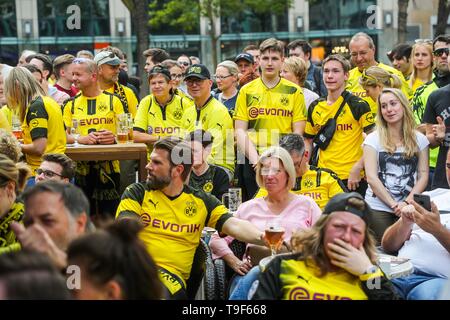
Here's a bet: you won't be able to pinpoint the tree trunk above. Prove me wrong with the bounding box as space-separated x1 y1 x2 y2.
435 0 450 37
206 2 218 68
397 0 410 43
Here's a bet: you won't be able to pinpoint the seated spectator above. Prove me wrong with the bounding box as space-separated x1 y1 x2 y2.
35 153 75 184
0 129 22 162
0 250 71 299
255 134 347 210
0 155 31 254
364 88 429 243
11 181 90 269
252 192 399 300
187 129 230 200
67 219 165 300
210 146 321 299
381 148 450 300
359 66 402 105
281 56 319 110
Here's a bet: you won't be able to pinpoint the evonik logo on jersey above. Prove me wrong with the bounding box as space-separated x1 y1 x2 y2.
79 117 114 126
140 212 201 233
248 107 293 119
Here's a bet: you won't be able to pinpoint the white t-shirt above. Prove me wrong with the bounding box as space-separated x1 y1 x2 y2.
303 87 320 111
363 130 429 212
398 214 450 278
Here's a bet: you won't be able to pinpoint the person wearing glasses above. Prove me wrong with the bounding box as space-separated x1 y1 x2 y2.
133 65 192 151
411 35 450 190
346 32 412 116
0 154 31 254
181 64 235 174
212 60 239 116
177 54 192 73
254 134 346 210
409 40 434 94
35 153 75 184
160 59 192 100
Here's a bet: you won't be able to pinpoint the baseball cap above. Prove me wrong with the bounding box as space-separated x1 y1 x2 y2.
148 65 171 80
184 64 211 80
323 192 372 223
94 51 121 66
235 53 254 64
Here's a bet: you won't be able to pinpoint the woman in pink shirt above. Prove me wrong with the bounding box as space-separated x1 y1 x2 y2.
210 146 322 299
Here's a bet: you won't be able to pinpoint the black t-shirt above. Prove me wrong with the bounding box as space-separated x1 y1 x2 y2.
188 165 230 201
423 84 450 189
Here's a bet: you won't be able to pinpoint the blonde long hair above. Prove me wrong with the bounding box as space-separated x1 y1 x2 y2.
377 88 418 158
4 67 45 122
0 154 31 194
409 42 434 88
359 66 402 89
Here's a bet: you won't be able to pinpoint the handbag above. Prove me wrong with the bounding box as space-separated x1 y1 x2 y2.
310 91 350 165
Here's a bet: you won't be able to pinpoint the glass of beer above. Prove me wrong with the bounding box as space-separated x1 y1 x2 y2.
117 114 129 144
265 220 285 256
126 113 134 143
70 119 80 146
11 115 23 142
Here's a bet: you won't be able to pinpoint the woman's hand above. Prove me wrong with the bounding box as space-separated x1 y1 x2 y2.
327 239 373 276
223 254 253 276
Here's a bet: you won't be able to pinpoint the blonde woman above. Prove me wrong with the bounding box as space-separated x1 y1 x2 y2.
0 154 31 254
359 66 402 104
281 56 319 110
4 67 66 183
210 146 321 299
363 88 429 243
409 41 434 94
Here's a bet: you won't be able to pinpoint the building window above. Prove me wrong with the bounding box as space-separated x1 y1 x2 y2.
0 0 17 37
221 8 289 34
37 0 110 37
309 0 376 31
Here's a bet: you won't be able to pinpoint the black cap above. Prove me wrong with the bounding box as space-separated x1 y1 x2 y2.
148 65 171 80
235 53 254 64
184 64 211 80
323 192 371 223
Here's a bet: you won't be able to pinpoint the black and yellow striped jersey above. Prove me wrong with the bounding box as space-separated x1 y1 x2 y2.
305 92 375 180
23 96 66 173
234 77 307 152
116 183 232 284
104 82 138 118
0 200 24 255
181 96 235 172
254 166 347 210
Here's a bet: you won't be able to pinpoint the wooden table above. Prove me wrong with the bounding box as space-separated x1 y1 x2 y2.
65 143 148 181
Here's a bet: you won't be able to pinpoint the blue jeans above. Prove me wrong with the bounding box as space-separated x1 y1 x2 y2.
391 270 447 300
229 266 261 300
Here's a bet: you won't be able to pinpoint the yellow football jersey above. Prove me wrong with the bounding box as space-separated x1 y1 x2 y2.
234 77 307 152
254 166 346 210
116 183 232 284
22 96 66 173
305 92 375 180
104 82 138 118
0 108 10 131
346 63 412 115
181 96 235 172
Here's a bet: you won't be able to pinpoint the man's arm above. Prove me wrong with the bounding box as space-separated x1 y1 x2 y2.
220 217 264 246
425 116 446 148
381 215 413 254
292 120 305 136
235 120 259 165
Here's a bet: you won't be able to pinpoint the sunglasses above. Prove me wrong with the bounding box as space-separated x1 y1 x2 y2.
213 75 233 81
415 39 433 44
361 69 378 83
73 57 89 64
180 61 190 66
433 47 450 57
36 168 64 179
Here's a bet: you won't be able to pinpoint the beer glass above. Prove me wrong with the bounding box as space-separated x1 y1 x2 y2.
265 220 285 256
222 187 242 214
70 119 80 146
117 114 129 144
126 113 134 142
11 115 23 142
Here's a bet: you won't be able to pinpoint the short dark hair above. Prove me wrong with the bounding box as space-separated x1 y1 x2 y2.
67 219 164 299
0 250 71 299
279 133 305 155
143 48 170 64
387 44 412 62
287 40 312 58
27 53 53 79
154 136 193 181
22 64 42 77
22 180 90 218
433 35 450 50
186 129 214 149
42 153 76 180
322 54 351 73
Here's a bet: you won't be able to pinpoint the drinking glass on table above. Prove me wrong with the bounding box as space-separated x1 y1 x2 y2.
222 187 242 214
117 114 129 144
11 115 23 142
70 119 80 146
265 220 285 256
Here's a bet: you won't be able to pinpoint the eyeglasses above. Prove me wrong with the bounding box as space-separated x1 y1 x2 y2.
36 168 64 179
185 78 204 87
97 52 116 64
213 74 233 81
433 47 450 57
179 61 190 66
171 73 183 79
261 168 284 176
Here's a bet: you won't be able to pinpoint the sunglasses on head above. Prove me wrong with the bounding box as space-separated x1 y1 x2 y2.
97 52 116 63
361 69 378 83
73 57 89 64
433 47 450 57
415 39 433 44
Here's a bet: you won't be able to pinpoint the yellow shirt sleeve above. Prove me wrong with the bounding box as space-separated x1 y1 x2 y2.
0 110 11 131
133 96 151 132
62 101 73 129
234 88 249 122
292 89 307 123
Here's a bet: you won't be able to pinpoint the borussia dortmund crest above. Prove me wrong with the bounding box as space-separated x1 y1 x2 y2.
98 103 107 112
203 181 213 193
280 96 289 106
304 177 314 188
184 201 198 217
173 108 183 120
